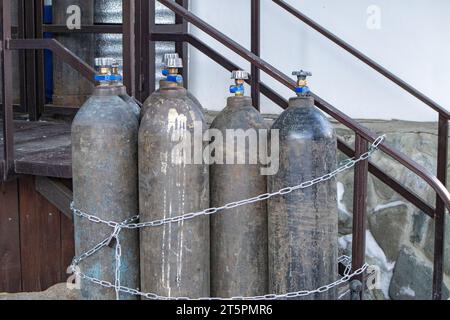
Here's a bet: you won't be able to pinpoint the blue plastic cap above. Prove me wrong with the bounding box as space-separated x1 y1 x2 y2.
162 69 170 76
95 74 123 82
295 86 310 95
166 74 183 83
230 84 245 95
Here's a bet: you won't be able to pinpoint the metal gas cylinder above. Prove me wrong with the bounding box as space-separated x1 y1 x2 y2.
53 0 94 107
267 71 338 300
72 64 140 300
141 53 202 120
139 57 210 298
210 71 268 297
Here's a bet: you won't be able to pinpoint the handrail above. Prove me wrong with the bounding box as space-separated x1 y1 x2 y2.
158 0 450 214
272 0 450 119
8 39 96 83
157 32 436 218
159 0 449 298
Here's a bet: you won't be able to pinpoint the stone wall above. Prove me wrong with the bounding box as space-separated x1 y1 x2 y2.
332 120 450 300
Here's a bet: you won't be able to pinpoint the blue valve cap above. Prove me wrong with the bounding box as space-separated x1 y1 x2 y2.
230 84 245 95
166 75 183 83
295 86 310 95
94 74 123 82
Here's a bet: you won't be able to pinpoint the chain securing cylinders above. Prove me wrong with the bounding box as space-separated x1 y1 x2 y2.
69 134 385 300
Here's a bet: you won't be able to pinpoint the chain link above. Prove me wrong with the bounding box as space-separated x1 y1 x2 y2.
72 259 368 301
69 135 385 300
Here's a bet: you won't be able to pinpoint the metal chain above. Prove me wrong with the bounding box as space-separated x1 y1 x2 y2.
71 135 386 231
69 135 385 300
72 257 368 301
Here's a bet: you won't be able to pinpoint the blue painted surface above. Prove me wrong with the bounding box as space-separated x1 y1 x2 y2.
94 74 123 82
295 86 310 95
230 84 245 95
44 5 53 103
166 74 183 83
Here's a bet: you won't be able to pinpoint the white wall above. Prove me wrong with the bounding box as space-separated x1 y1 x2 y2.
186 0 450 121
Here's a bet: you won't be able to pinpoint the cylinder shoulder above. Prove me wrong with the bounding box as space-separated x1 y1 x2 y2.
211 105 268 131
272 106 336 141
73 95 138 129
141 93 206 128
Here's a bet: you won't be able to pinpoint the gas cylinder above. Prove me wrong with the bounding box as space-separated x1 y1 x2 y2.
140 53 202 120
53 0 94 107
267 71 338 300
72 62 140 300
210 71 268 297
139 57 210 298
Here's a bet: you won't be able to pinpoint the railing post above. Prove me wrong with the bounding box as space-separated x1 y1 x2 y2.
134 0 151 102
122 0 136 98
35 0 45 119
432 115 448 300
17 0 27 114
175 0 189 90
251 0 260 110
148 0 156 95
351 134 369 300
23 0 39 121
1 0 15 181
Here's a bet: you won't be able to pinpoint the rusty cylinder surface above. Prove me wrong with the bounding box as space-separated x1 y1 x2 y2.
53 0 94 107
72 85 139 300
139 86 210 298
210 96 268 297
268 96 338 300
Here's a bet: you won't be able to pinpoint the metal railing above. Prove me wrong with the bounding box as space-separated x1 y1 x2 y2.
157 0 449 300
1 0 449 300
271 0 449 299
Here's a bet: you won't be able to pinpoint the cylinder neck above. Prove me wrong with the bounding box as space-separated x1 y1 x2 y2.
289 96 315 108
93 84 127 97
159 83 187 97
227 96 253 108
159 79 183 89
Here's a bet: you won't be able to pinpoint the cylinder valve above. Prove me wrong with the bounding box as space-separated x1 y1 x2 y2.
293 70 312 96
94 57 122 84
230 70 249 96
162 54 184 84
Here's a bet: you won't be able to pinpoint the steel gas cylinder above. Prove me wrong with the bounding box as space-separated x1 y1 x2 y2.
267 71 338 300
72 66 139 300
139 57 210 298
210 71 268 297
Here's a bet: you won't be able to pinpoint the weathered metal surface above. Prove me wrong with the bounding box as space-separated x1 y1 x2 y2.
72 85 139 300
210 96 268 297
141 80 202 120
267 96 338 300
139 85 209 298
116 85 140 120
53 0 95 107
